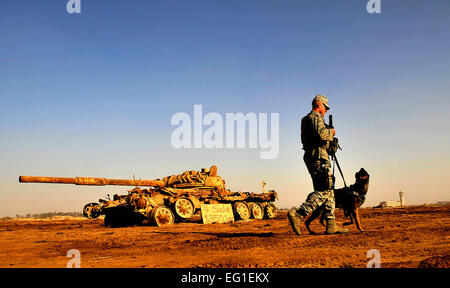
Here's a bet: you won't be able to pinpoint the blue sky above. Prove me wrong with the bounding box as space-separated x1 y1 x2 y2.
0 0 449 216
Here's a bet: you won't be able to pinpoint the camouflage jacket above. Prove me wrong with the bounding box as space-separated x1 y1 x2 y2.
301 110 334 161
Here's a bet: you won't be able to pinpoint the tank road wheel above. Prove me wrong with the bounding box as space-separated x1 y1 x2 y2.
151 206 175 226
264 203 277 219
248 202 264 220
83 203 100 219
233 202 250 220
174 198 195 219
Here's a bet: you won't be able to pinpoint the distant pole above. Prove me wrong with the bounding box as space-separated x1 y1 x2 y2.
399 191 405 207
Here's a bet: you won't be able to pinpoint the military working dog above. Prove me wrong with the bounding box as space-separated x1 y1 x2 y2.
305 168 370 233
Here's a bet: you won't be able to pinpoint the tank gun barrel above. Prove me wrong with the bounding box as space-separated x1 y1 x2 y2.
19 176 166 187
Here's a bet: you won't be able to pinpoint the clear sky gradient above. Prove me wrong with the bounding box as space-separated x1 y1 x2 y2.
0 0 449 216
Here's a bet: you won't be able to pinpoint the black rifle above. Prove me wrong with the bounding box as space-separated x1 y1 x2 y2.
328 115 347 187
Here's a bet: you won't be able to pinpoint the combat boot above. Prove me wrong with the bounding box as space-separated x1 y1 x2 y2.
287 210 304 236
325 219 349 234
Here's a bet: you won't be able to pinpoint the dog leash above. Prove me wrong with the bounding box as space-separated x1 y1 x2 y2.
328 114 348 188
332 156 335 187
332 154 347 188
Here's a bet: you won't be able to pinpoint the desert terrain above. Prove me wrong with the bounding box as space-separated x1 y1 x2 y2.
0 204 448 268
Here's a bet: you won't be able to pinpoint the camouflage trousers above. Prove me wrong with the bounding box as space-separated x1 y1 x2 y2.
297 155 335 220
297 190 335 220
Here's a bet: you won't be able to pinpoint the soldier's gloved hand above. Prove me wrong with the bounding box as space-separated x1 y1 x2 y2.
331 128 336 136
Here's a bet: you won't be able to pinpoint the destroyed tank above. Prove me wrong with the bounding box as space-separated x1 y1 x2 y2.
19 165 278 227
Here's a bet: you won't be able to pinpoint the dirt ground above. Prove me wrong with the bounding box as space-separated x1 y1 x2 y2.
0 204 449 268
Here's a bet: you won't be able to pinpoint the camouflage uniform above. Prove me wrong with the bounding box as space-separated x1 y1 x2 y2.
297 110 336 220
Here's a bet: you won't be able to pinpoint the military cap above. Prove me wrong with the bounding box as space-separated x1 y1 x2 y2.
313 94 330 110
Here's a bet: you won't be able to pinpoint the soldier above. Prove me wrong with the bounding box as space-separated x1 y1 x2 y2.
288 94 349 235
